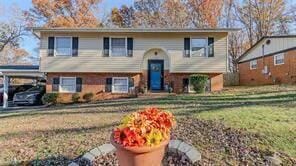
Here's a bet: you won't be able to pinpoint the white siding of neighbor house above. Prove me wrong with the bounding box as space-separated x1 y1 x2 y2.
240 37 296 62
40 32 228 73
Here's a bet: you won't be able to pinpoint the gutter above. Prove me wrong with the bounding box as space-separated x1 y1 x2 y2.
238 47 296 64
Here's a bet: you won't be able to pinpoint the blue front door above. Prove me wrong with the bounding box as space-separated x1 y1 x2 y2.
149 60 163 90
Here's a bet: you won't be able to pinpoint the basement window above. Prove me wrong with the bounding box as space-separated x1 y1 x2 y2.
250 60 257 70
60 77 76 93
274 53 284 65
112 77 128 93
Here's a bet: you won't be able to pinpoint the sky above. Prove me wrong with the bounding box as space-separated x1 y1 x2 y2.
0 0 134 64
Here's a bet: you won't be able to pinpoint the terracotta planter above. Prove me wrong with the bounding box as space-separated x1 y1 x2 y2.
111 134 170 166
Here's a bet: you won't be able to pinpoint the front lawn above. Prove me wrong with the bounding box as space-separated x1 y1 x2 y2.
0 85 295 165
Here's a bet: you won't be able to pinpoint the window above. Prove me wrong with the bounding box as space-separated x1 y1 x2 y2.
60 77 76 93
250 60 257 70
56 37 72 56
274 53 284 65
111 38 126 56
191 38 207 57
112 77 128 93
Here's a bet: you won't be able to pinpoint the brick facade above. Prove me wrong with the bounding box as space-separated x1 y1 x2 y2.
46 73 141 103
47 72 224 103
239 49 296 85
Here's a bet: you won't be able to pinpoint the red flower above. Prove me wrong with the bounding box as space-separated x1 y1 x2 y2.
113 107 175 147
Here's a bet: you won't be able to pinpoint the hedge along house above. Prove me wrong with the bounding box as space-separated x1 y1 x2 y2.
238 35 296 85
32 28 239 102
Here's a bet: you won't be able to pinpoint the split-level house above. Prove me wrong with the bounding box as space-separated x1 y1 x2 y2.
239 35 296 85
33 28 238 102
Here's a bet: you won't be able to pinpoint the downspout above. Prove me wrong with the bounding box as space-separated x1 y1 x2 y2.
262 44 265 75
226 33 229 73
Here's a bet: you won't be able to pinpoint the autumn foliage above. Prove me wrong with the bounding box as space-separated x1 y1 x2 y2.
113 107 176 147
29 0 101 27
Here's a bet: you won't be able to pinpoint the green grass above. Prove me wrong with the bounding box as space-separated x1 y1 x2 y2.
0 85 295 164
197 106 296 156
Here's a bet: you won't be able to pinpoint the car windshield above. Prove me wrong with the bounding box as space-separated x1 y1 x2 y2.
27 86 44 92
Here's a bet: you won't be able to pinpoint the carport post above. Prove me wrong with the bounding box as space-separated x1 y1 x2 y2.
3 75 9 109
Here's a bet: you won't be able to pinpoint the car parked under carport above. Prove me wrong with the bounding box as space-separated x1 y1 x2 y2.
13 85 45 106
0 65 44 108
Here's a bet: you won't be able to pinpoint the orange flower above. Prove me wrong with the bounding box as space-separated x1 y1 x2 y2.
113 107 176 147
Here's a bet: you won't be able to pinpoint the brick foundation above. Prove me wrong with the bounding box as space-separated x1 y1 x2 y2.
47 72 224 103
239 49 296 85
166 73 223 93
46 73 141 103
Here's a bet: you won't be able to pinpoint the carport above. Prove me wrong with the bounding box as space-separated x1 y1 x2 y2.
0 65 44 109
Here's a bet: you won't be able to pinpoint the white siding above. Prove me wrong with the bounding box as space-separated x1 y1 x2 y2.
240 37 296 62
40 32 228 73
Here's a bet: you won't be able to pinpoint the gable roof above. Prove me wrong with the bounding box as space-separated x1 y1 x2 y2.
238 35 296 62
32 27 240 37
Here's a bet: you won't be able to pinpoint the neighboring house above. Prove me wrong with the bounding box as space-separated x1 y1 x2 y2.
33 28 238 102
238 35 296 85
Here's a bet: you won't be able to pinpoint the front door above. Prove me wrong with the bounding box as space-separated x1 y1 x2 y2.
148 60 164 91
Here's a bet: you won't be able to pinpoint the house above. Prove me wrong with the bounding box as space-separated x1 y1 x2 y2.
32 28 238 102
238 35 296 85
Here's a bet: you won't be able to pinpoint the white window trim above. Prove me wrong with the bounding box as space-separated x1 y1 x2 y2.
112 77 129 93
190 37 208 57
109 37 128 57
274 54 284 65
250 60 257 70
59 77 76 93
54 36 73 57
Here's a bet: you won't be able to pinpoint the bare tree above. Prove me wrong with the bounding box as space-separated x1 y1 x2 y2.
0 24 25 52
235 0 288 47
0 5 28 64
111 5 135 28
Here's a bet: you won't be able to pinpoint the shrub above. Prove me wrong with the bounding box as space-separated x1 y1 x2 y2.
42 93 59 105
189 74 209 93
83 92 94 102
72 93 80 103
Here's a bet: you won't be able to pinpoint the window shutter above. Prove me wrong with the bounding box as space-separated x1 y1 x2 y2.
128 77 134 87
52 77 59 92
183 78 189 93
208 37 214 57
105 78 112 92
72 37 79 56
76 77 82 92
184 38 190 57
127 38 133 57
103 37 110 57
48 37 55 56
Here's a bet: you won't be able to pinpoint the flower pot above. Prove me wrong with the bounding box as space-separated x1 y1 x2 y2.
111 134 170 166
